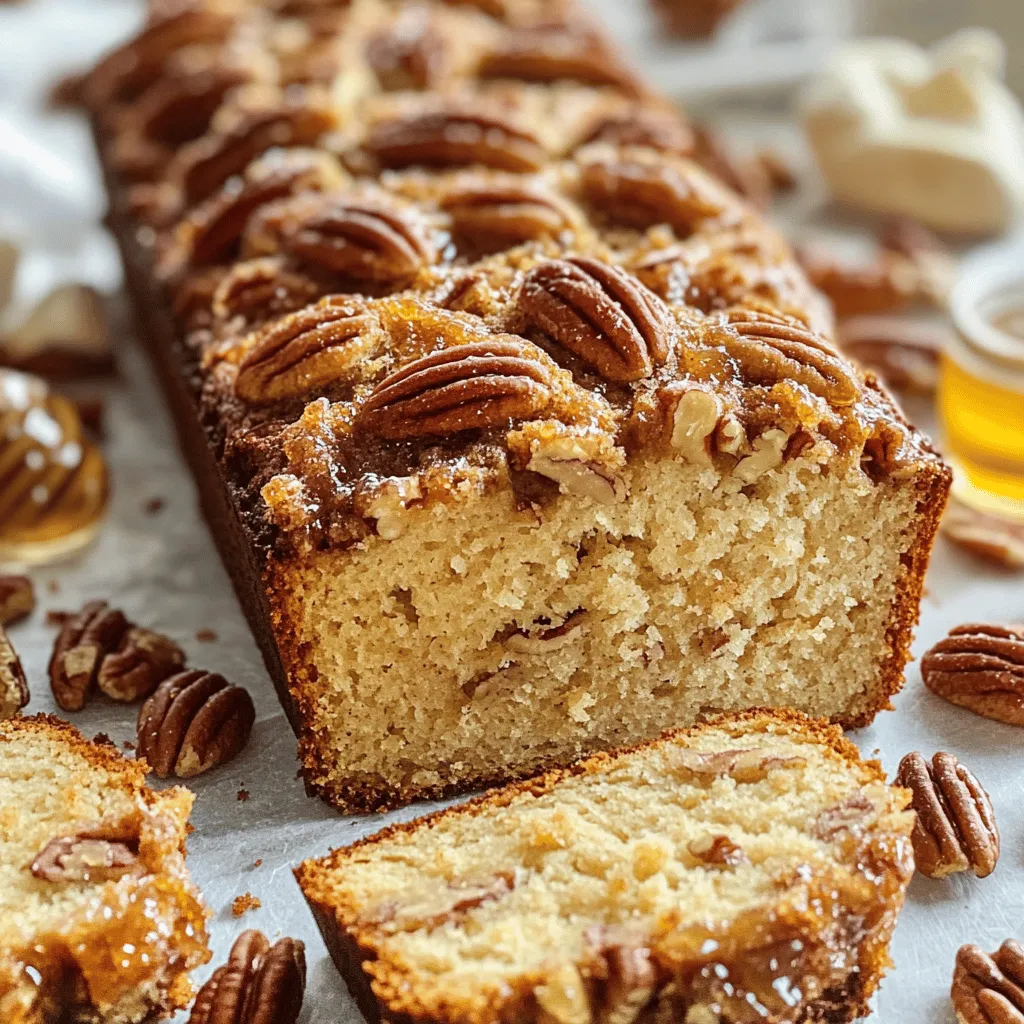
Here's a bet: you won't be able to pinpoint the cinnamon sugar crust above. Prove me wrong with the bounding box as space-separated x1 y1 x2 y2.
89 0 950 812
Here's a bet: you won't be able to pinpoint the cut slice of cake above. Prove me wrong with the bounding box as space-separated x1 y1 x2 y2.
0 715 210 1023
297 710 914 1024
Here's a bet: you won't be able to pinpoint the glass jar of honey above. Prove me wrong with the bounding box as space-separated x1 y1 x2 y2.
940 255 1024 520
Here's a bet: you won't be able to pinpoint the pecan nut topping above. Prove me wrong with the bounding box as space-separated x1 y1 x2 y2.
367 7 449 90
922 623 1024 727
138 670 256 778
359 338 556 440
580 107 694 156
365 108 547 173
210 258 322 326
0 574 34 627
521 257 671 383
952 941 1024 1024
895 751 999 879
97 625 186 703
720 306 860 407
283 199 435 284
0 625 29 717
48 600 129 712
235 298 380 406
441 183 578 251
31 819 143 884
189 929 306 1024
836 315 943 395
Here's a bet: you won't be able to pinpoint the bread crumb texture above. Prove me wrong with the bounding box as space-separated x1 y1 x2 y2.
0 715 210 1024
297 710 915 1024
276 450 937 809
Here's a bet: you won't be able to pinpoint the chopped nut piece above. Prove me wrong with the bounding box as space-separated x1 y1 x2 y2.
671 747 807 784
535 962 592 1024
687 832 749 867
232 892 262 917
0 626 29 719
600 943 656 1024
528 436 626 505
507 611 586 654
895 751 998 879
196 628 218 643
951 941 1024 1024
670 389 721 467
31 819 142 883
0 574 34 626
734 429 789 484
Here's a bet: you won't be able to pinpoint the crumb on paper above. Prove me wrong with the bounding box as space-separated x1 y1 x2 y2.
123 739 136 751
144 496 165 515
232 893 261 917
93 732 114 746
253 859 262 868
46 580 59 594
196 628 217 643
45 609 73 626
237 788 250 802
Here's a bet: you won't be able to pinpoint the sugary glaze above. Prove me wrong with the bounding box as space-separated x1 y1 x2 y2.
297 710 916 1024
86 0 945 560
0 371 108 564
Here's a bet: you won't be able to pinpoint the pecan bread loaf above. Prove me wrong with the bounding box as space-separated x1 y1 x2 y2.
297 710 916 1024
87 0 950 810
0 715 210 1023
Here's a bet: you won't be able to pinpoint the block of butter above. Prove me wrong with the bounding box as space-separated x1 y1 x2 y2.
801 28 1024 235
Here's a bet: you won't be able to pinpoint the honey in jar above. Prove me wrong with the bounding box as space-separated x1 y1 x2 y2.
940 262 1024 520
0 369 109 562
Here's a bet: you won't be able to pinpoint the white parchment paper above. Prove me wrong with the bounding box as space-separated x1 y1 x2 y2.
0 2 1021 1021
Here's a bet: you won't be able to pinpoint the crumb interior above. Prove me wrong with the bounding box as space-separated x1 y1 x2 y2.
285 451 921 803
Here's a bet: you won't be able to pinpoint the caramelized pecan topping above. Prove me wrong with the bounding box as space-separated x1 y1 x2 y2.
359 338 556 440
137 669 256 778
580 107 694 156
895 751 999 879
189 929 306 1024
211 258 322 325
922 623 1024 727
31 819 142 883
48 600 129 712
720 306 859 407
952 942 1024 1024
598 942 656 1024
441 183 577 250
235 298 379 406
367 6 450 90
365 108 546 172
283 199 435 284
520 257 671 382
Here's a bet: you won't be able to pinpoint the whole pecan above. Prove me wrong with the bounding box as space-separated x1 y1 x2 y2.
441 183 577 251
941 499 1024 572
137 669 256 778
283 199 435 284
31 819 142 883
97 626 186 703
836 315 943 395
189 929 306 1024
365 108 547 173
0 625 29 718
359 338 556 440
922 624 1024 727
521 257 671 382
48 600 129 712
367 7 449 90
952 941 1024 1024
895 751 999 879
0 574 34 627
235 298 380 406
210 258 322 326
720 306 860 407
580 106 694 155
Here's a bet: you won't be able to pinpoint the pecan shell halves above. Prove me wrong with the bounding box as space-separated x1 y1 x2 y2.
137 670 255 778
235 299 380 407
189 929 306 1024
359 339 556 440
952 941 1024 1024
922 624 1024 728
48 600 129 712
895 751 999 879
521 257 671 383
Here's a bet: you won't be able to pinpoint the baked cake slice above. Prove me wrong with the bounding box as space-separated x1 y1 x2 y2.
0 715 210 1023
297 710 915 1024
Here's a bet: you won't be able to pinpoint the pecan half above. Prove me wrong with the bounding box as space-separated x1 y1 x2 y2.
521 257 671 382
235 298 379 406
941 499 1024 572
720 306 859 407
189 929 306 1024
367 6 449 90
359 338 556 440
137 669 256 778
922 623 1024 727
836 315 943 395
97 626 186 703
48 600 129 712
210 258 322 325
580 107 694 155
365 108 546 172
895 751 999 879
31 820 142 883
283 199 435 284
441 183 577 251
952 941 1024 1024
797 248 925 318
0 574 34 627
688 833 749 867
0 626 29 718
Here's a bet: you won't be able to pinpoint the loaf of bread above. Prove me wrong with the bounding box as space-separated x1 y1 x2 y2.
87 0 950 811
297 709 916 1024
0 715 210 1023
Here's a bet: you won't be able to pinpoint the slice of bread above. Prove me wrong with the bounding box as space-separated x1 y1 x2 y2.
0 715 210 1023
297 710 914 1024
